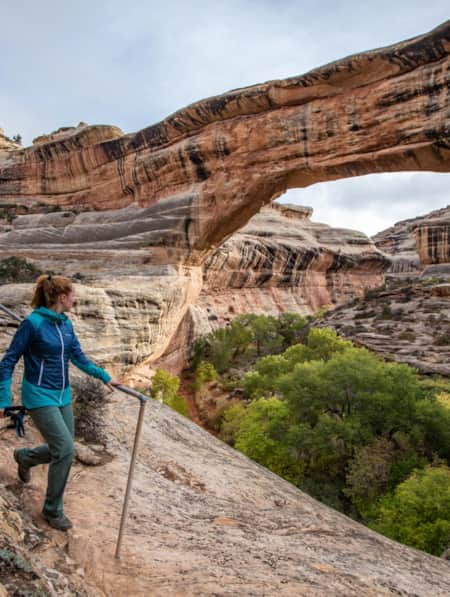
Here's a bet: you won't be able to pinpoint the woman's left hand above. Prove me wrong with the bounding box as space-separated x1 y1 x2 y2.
105 379 121 393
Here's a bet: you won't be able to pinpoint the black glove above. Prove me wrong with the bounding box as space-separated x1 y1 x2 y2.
3 406 27 437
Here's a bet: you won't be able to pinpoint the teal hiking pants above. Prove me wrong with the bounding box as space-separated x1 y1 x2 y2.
16 404 75 517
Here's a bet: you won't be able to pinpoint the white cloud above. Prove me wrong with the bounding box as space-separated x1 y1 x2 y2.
281 172 450 236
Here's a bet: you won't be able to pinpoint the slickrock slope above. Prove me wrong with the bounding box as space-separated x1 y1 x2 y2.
316 280 450 376
1 393 450 596
373 205 450 277
0 484 99 596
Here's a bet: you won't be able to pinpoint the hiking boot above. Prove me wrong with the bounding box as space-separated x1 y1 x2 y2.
41 511 73 532
13 448 30 484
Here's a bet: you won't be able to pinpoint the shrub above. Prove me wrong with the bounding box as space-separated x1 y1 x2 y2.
398 331 416 342
72 377 109 444
310 305 331 320
219 401 247 445
152 368 188 417
363 285 386 300
420 277 447 286
0 257 43 285
195 361 218 390
435 333 450 346
380 304 393 320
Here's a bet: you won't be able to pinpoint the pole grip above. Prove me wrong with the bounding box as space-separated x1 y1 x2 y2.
115 384 148 403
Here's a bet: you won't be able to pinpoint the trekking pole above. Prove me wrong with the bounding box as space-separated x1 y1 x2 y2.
113 384 149 559
0 302 149 559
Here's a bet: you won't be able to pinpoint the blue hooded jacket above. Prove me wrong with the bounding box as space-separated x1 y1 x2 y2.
0 306 111 409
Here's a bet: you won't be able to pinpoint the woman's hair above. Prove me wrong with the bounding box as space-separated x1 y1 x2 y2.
31 274 73 308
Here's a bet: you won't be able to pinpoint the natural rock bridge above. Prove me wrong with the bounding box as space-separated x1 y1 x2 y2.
0 20 449 266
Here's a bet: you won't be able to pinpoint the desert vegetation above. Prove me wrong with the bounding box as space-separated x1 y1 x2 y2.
0 257 43 285
189 313 450 556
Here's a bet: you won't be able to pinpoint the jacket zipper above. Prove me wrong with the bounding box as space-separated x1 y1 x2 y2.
55 323 65 403
37 359 45 386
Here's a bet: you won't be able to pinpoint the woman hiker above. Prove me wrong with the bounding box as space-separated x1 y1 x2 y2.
0 274 120 531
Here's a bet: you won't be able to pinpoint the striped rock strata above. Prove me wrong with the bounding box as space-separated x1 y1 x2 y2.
373 204 450 277
158 203 389 372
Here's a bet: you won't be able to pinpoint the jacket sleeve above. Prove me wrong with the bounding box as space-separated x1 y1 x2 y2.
0 319 34 408
69 329 112 384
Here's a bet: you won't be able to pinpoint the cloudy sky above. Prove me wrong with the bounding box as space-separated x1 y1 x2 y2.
0 1 448 236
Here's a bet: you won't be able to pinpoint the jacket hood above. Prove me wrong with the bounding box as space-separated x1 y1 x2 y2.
33 307 69 323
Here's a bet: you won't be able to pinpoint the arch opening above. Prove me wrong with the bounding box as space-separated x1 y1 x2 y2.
277 172 450 237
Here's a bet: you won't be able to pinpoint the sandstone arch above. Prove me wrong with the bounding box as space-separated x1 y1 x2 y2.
0 21 449 266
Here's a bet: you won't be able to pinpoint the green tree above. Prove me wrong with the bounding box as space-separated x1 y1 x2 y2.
242 354 291 399
192 318 253 372
219 401 247 445
192 336 210 369
415 398 450 461
207 328 234 372
344 436 427 518
235 397 305 484
276 312 308 348
152 369 188 417
304 327 352 361
278 347 421 436
368 465 450 556
195 361 218 390
248 315 283 356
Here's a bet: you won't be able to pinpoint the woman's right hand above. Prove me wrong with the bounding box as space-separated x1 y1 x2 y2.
105 379 121 393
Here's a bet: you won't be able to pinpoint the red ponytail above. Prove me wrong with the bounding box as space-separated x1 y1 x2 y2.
31 275 73 308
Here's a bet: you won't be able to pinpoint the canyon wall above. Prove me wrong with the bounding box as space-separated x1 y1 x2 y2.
158 203 389 372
